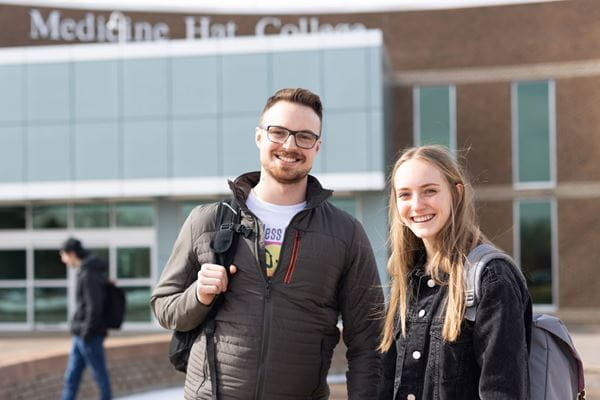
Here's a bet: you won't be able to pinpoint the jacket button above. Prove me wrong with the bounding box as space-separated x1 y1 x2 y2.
412 351 421 360
407 394 416 400
427 279 435 288
418 309 426 318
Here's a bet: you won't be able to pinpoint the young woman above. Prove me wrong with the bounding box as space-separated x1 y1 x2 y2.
379 145 532 400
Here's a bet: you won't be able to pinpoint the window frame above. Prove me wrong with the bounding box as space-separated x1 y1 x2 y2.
0 202 159 330
511 80 557 190
412 85 456 152
513 198 558 311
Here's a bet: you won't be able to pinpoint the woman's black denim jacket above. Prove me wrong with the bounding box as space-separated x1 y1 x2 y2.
379 256 532 400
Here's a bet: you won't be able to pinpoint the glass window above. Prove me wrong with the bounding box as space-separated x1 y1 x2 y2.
27 124 71 181
181 203 196 221
89 248 109 261
0 250 26 279
122 286 152 322
323 112 369 172
32 205 68 229
117 247 150 278
73 204 110 228
34 249 66 279
0 206 26 229
172 119 219 177
122 120 169 179
519 201 553 304
514 81 553 184
0 288 27 322
115 203 154 227
221 53 269 114
415 86 454 149
34 287 67 323
329 198 357 217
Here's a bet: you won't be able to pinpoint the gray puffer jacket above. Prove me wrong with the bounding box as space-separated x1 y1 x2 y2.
151 172 383 400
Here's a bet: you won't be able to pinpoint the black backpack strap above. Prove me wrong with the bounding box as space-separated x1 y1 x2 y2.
211 198 252 266
204 318 218 400
211 198 248 267
205 198 249 400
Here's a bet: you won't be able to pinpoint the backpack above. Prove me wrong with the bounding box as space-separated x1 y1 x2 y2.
168 199 252 398
464 243 586 400
104 281 126 329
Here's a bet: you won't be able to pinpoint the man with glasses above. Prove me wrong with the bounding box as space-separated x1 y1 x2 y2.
152 88 383 399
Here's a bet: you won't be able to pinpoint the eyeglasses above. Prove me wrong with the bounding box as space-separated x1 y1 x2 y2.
258 125 320 149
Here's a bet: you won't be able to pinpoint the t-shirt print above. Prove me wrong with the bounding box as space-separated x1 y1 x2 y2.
246 190 306 278
264 227 284 277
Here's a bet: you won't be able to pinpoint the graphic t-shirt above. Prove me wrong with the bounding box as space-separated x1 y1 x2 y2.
246 190 306 277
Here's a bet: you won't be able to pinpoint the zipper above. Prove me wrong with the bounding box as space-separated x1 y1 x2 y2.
283 230 302 284
252 210 307 400
252 215 271 400
255 278 272 400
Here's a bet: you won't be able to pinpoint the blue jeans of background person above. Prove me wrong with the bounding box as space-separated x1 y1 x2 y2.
61 335 112 400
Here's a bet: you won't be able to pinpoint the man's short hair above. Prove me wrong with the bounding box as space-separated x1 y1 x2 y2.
61 237 89 259
260 88 323 125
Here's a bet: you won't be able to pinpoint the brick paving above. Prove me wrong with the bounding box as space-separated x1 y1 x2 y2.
1 325 599 399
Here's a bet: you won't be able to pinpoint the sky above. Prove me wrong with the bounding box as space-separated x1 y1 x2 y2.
2 0 563 13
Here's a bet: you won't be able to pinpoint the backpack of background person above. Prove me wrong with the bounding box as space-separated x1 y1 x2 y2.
464 243 586 400
104 281 126 329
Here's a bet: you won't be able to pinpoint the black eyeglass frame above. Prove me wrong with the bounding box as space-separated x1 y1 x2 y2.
258 125 321 149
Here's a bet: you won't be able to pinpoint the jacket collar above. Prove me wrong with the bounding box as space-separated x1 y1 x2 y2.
228 171 333 210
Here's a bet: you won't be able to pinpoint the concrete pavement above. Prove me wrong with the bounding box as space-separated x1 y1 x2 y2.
115 382 349 399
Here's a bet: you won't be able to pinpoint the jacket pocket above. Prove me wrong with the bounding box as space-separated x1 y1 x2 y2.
309 338 329 397
269 335 325 398
430 325 473 383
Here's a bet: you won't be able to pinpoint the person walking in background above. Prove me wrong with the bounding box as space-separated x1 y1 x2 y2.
152 88 383 399
60 237 112 400
379 145 531 399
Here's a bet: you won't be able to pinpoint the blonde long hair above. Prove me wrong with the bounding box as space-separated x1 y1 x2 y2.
379 145 485 351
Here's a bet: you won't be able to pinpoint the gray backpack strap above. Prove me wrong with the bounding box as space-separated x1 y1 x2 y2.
464 243 526 321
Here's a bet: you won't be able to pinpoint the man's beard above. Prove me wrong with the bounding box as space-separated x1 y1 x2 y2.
263 150 311 184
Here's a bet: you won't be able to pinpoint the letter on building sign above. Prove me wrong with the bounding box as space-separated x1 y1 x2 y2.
350 23 367 31
226 22 237 37
310 18 320 33
255 17 281 36
75 14 95 41
280 23 299 35
185 16 210 39
297 18 308 33
134 21 170 41
60 18 76 41
97 15 107 42
134 22 152 41
185 16 235 39
30 9 61 40
153 23 170 40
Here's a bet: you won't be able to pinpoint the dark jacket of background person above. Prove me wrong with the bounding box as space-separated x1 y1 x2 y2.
151 172 384 400
71 255 109 339
379 257 532 400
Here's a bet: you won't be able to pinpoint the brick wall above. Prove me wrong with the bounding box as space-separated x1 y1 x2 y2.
0 334 350 400
0 335 184 400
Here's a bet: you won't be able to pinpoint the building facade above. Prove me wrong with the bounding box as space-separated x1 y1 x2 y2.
0 0 598 331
